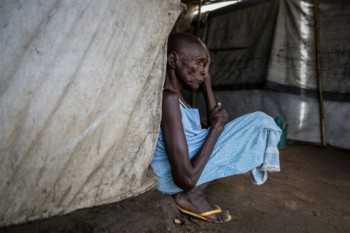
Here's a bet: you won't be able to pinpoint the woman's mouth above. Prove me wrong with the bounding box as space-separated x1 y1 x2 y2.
190 81 201 89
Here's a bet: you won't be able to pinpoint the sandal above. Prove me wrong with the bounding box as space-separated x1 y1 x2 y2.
176 205 232 223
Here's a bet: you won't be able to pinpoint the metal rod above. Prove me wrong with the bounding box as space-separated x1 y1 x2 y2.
313 0 327 146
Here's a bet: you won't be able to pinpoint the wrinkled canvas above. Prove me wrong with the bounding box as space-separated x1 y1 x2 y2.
0 0 181 226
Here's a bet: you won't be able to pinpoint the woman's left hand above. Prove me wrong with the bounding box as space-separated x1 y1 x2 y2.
209 102 229 130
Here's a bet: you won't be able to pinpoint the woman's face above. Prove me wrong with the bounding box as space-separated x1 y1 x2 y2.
175 45 210 90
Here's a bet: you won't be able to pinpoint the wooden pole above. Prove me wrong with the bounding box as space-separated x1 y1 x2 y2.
195 0 203 36
313 0 327 146
192 0 203 106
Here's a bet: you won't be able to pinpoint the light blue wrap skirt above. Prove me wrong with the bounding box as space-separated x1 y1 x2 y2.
151 101 282 194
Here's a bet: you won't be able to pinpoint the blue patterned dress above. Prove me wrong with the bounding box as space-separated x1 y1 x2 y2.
151 100 282 194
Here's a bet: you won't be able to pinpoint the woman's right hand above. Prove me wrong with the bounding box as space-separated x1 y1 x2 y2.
209 102 228 131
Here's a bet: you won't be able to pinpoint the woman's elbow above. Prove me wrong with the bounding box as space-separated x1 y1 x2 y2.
174 176 196 191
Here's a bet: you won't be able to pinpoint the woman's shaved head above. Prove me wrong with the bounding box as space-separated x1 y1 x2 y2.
166 33 210 90
167 33 208 56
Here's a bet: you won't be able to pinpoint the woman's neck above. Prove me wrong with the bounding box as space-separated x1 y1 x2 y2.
163 69 192 107
164 69 183 95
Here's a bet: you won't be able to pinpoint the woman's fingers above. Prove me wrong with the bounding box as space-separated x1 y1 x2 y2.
210 102 229 128
211 103 226 117
210 103 222 116
212 108 228 124
212 102 222 113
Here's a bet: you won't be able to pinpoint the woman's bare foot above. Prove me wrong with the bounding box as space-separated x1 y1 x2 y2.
173 184 229 223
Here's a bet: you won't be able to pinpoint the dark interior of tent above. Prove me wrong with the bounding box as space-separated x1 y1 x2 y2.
0 0 349 233
180 0 350 150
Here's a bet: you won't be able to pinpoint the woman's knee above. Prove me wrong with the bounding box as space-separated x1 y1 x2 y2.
252 111 275 126
252 111 270 119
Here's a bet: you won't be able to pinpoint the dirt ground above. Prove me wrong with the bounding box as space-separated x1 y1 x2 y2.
1 144 350 233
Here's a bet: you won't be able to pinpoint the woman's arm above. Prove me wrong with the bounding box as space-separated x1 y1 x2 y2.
161 91 225 191
202 74 217 114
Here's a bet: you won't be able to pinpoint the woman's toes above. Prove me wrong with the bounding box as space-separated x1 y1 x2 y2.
218 214 225 223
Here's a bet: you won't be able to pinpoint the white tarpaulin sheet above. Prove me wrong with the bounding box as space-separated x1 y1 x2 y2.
0 0 181 226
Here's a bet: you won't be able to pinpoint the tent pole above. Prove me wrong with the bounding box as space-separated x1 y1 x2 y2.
313 0 326 146
192 0 203 106
195 0 203 36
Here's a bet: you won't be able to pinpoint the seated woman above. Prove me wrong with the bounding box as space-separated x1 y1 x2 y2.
151 33 282 223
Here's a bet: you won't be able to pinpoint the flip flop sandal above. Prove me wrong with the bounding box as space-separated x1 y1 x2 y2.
176 205 232 223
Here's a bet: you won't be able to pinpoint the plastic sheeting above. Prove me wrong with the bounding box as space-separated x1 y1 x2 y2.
0 0 181 226
201 0 350 149
206 0 278 88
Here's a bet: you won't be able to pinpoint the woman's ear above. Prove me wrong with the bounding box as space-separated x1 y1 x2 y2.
167 52 177 69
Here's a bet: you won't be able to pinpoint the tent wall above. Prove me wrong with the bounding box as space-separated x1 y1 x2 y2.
200 0 350 149
0 0 181 226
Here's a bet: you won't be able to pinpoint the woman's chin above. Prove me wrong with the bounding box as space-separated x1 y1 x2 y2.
183 83 199 91
189 83 201 90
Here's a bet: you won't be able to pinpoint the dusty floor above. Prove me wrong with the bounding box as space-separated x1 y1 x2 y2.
1 145 349 233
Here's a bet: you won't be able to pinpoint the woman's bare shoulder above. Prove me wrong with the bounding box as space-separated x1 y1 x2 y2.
161 90 182 129
162 89 179 108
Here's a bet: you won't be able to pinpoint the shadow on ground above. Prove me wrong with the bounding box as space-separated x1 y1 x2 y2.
1 145 350 233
